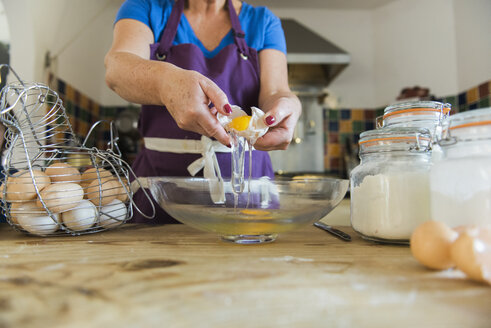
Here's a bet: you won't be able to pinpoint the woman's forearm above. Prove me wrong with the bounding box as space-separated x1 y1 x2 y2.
104 50 180 106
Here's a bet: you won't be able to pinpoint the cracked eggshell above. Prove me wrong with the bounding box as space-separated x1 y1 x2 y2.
451 228 491 285
62 199 98 231
218 105 269 143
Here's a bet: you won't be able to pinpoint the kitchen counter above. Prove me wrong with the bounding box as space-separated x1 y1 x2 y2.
0 213 490 327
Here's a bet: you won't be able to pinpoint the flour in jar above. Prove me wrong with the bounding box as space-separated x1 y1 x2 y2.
351 171 431 240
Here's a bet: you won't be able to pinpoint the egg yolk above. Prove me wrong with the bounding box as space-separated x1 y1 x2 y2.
229 115 251 131
241 209 270 216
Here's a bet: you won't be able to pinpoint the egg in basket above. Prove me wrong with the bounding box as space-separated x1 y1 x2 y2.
0 65 154 236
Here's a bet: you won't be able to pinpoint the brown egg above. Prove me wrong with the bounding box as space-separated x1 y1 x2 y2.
410 220 459 270
85 177 119 206
45 162 81 184
4 170 51 201
114 178 130 202
451 229 491 285
80 168 113 189
37 183 84 213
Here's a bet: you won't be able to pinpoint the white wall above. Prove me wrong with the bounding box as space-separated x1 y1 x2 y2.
3 0 121 104
2 0 490 108
274 8 377 108
0 0 9 44
453 0 491 92
372 0 459 105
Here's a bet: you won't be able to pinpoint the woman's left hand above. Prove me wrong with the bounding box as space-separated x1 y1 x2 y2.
253 92 301 151
253 49 302 151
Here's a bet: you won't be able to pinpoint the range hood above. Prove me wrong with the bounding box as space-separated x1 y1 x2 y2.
281 19 350 89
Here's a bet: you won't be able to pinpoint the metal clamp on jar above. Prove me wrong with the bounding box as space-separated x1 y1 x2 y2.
378 101 451 141
430 107 491 228
350 127 433 244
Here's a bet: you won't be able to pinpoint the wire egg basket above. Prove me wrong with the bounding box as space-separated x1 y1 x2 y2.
0 65 154 236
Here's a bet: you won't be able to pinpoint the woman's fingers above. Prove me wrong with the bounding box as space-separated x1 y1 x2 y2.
199 78 232 115
198 118 231 146
254 128 291 151
255 97 302 151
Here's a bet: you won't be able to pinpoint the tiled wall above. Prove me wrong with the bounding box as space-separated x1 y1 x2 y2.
48 74 142 160
47 74 490 176
437 80 490 113
324 80 491 176
323 107 383 176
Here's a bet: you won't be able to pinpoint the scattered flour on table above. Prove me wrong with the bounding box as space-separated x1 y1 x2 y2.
259 256 314 263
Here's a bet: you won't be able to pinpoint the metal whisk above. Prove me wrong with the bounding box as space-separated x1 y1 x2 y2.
0 65 154 236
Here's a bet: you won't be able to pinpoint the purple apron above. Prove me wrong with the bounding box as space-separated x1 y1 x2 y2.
131 0 274 224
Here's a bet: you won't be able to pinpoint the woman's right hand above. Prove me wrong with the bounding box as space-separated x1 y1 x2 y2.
159 66 232 146
105 19 232 146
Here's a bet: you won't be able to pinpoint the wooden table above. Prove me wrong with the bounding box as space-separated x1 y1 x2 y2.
0 221 490 328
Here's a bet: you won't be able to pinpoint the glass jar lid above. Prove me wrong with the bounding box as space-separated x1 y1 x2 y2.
359 127 432 154
381 101 451 128
445 107 491 142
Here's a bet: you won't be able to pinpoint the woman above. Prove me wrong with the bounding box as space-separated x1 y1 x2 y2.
105 0 301 223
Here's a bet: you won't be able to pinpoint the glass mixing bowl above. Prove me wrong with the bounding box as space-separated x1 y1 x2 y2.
148 176 349 244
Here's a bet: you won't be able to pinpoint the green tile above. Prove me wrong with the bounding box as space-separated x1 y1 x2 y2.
458 104 468 112
329 109 339 120
65 100 73 115
339 133 352 145
352 120 363 132
79 108 89 122
479 96 490 108
444 96 457 108
104 107 116 118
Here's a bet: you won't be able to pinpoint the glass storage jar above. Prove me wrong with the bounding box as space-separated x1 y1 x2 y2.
350 127 433 244
430 107 491 228
378 101 451 142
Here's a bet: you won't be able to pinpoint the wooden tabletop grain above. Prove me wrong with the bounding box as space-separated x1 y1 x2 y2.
0 222 489 328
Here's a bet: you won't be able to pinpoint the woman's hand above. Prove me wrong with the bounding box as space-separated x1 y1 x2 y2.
104 19 232 146
253 49 302 151
159 67 232 146
254 92 301 151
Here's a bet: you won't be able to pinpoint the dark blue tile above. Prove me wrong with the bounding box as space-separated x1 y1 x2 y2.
58 79 66 94
458 92 467 105
469 103 478 110
340 109 351 120
329 121 339 132
364 121 375 130
74 104 80 117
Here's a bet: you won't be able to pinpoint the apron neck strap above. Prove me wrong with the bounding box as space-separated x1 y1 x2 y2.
227 0 248 55
156 0 248 58
156 0 184 58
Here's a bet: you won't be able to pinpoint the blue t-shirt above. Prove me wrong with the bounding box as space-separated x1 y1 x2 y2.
115 0 286 58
